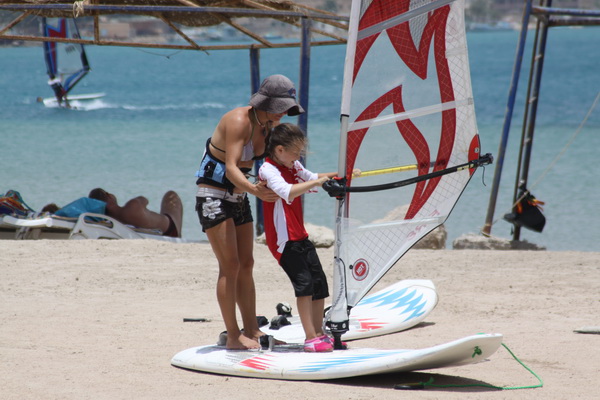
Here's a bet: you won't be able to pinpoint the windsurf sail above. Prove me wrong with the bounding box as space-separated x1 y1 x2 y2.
324 0 492 346
42 17 90 105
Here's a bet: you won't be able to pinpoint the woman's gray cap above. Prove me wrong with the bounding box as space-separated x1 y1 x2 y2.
249 74 305 116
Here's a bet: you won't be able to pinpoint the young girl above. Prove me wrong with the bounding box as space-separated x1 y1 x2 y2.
258 123 337 352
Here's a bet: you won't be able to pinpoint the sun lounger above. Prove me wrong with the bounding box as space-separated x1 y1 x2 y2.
70 213 187 242
0 215 23 239
1 214 76 239
0 213 187 242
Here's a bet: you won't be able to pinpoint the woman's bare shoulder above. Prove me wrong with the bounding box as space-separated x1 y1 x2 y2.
222 106 251 122
220 107 251 136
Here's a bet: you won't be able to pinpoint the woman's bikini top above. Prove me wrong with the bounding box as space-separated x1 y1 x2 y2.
195 122 265 192
209 122 266 162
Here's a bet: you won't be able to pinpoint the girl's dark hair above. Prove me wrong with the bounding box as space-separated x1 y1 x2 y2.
265 123 307 157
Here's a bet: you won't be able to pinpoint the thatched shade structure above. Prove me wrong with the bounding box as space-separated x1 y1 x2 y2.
0 0 349 49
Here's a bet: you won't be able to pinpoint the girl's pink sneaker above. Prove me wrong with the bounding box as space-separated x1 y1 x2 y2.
304 336 333 352
321 334 348 350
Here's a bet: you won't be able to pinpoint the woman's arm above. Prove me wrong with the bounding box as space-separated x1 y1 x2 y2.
221 109 279 201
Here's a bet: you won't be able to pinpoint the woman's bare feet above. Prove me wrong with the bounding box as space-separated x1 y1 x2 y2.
226 333 260 350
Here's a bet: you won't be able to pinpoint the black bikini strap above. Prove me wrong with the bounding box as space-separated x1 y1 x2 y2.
208 137 226 153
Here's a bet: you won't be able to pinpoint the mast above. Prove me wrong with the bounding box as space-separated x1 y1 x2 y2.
328 0 362 349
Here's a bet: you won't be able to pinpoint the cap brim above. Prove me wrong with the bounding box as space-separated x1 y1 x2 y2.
249 93 305 116
286 104 304 116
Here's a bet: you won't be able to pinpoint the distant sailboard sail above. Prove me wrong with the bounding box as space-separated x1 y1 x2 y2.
41 17 104 108
324 0 492 346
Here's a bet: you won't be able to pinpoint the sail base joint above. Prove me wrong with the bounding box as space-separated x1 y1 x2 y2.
329 319 350 350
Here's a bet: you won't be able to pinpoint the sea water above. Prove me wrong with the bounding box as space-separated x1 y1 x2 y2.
1 27 599 251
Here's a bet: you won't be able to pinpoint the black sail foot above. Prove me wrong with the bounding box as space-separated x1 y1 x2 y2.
331 331 348 350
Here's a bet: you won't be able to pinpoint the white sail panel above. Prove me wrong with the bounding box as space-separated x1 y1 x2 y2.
43 18 90 94
331 0 480 316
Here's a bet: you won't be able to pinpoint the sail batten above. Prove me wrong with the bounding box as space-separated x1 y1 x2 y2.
327 0 486 339
348 98 472 131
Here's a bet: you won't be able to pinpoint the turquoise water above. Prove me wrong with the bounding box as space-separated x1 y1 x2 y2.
2 27 599 251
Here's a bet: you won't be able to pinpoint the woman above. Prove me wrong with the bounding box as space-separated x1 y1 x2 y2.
195 75 304 350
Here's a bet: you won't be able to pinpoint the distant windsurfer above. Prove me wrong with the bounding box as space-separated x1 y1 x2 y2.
194 74 302 350
48 76 70 108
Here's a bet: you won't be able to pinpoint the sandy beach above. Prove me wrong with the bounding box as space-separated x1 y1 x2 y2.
1 240 598 399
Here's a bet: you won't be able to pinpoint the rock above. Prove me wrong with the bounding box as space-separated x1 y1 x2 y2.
452 233 546 250
255 223 335 248
413 225 447 249
305 223 334 248
374 204 447 250
255 231 267 245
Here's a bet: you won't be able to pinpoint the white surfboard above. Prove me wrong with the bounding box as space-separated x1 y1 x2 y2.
41 92 106 108
172 333 503 381
261 279 438 343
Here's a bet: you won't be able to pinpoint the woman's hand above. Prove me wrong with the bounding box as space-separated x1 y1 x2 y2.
254 180 280 202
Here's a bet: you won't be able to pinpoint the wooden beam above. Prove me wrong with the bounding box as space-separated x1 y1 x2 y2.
292 3 349 30
158 14 208 53
174 0 202 7
0 11 30 36
93 15 100 44
0 33 343 50
210 12 274 47
239 0 346 41
286 19 346 42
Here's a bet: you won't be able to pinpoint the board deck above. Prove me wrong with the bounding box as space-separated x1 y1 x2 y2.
261 279 438 343
172 333 503 380
42 92 106 108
